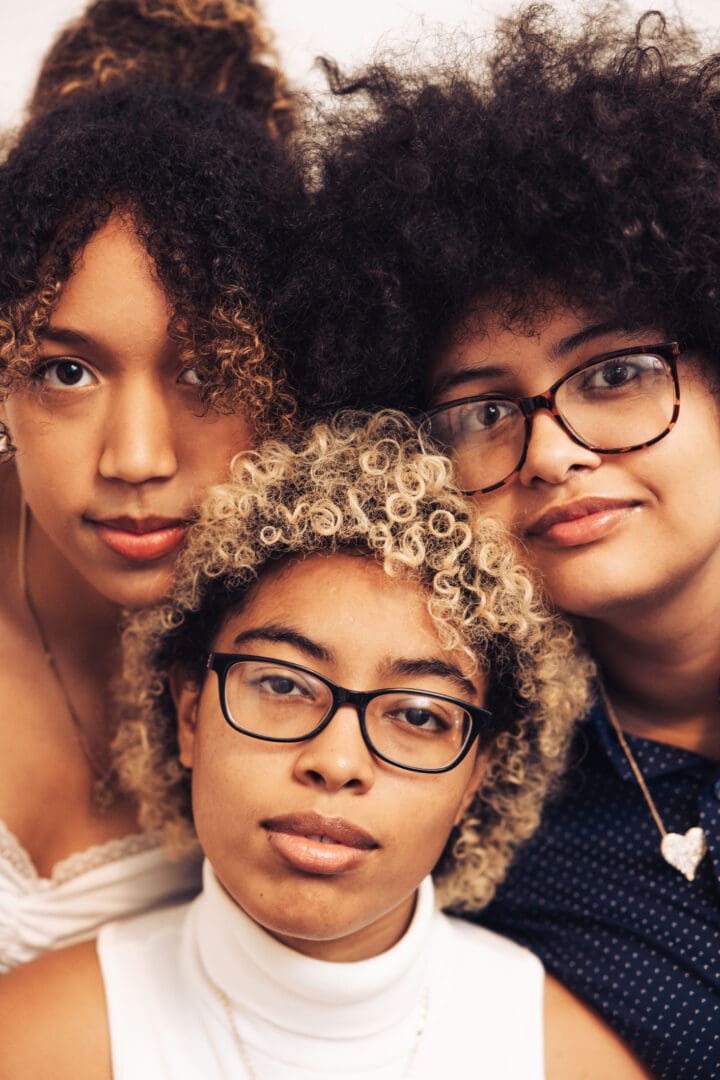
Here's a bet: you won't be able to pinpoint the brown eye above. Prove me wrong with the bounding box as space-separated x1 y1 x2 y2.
39 360 94 388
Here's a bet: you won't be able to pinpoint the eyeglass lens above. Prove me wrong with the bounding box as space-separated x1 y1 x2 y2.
427 350 676 493
222 659 473 770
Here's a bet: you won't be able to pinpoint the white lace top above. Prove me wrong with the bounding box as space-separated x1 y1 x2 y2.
0 820 202 972
98 861 545 1078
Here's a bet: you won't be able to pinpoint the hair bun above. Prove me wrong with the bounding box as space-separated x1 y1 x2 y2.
28 0 295 137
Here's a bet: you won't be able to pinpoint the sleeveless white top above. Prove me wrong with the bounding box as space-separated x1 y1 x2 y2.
98 860 545 1078
0 820 202 972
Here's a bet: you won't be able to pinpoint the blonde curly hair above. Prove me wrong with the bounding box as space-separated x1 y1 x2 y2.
115 411 592 911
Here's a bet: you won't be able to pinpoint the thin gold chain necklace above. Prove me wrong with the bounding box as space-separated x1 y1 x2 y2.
17 498 116 813
597 679 708 882
209 974 430 1079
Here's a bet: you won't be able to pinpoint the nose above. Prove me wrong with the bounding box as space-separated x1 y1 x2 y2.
292 705 375 794
517 408 603 487
98 376 178 484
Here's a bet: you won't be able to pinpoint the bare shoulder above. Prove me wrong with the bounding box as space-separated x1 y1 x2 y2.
0 940 111 1080
544 974 654 1080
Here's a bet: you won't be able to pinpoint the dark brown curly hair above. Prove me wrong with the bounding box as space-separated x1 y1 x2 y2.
291 4 720 417
28 0 295 138
0 83 305 434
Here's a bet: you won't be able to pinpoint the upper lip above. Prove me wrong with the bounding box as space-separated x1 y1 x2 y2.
262 812 379 850
88 515 191 534
525 497 640 536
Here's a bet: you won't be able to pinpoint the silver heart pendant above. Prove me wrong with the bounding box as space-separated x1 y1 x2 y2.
660 827 708 882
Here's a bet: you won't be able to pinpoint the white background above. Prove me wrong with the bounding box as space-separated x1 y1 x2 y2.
0 0 718 130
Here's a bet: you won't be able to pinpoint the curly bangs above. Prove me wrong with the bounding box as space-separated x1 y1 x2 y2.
0 84 303 432
115 411 592 910
295 4 720 416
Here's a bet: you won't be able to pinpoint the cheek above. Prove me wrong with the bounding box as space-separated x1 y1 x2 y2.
188 735 270 856
180 416 254 484
471 488 524 533
10 407 94 500
390 778 474 880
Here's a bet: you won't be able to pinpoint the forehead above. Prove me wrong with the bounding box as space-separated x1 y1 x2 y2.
214 551 449 654
44 214 171 342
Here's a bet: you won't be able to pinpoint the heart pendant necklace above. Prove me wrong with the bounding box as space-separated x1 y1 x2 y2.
597 680 708 882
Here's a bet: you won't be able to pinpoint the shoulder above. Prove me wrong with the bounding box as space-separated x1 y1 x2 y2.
0 939 110 1080
544 975 652 1080
443 912 544 979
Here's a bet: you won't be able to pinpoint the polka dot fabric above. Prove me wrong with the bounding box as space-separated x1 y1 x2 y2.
477 703 720 1079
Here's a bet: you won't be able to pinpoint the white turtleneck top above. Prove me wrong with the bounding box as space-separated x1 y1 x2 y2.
97 860 544 1078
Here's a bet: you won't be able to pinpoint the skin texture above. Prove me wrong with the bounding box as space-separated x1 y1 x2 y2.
174 552 486 963
2 214 253 611
0 550 650 1079
0 214 253 876
432 307 720 757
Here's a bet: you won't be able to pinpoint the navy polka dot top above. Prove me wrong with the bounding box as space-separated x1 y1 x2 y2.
478 702 720 1079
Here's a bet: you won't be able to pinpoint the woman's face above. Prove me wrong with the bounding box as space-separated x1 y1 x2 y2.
174 551 485 963
430 307 720 620
1 214 253 608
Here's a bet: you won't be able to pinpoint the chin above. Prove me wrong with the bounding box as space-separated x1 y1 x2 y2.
548 576 651 621
92 565 176 609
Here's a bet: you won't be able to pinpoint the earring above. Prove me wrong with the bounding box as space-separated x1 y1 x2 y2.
0 421 16 463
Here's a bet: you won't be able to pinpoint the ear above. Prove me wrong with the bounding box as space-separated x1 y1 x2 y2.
169 663 201 770
453 748 487 827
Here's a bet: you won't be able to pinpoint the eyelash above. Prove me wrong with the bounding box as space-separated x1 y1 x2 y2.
32 360 206 391
33 359 95 389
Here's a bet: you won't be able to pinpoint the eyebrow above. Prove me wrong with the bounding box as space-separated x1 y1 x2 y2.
232 625 332 663
549 319 643 359
39 326 98 349
389 658 478 701
431 364 510 400
430 319 652 401
230 627 478 699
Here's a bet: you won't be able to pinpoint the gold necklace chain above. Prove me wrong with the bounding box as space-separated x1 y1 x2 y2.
209 972 430 1079
596 678 707 882
17 498 116 813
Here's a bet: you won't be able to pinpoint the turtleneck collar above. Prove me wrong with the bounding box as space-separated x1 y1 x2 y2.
193 859 436 1040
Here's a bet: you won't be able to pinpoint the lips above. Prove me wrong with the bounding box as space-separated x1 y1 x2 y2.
525 497 641 547
90 515 192 563
263 812 379 876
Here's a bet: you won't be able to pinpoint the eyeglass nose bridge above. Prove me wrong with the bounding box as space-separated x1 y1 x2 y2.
308 686 379 762
518 390 557 420
325 686 371 730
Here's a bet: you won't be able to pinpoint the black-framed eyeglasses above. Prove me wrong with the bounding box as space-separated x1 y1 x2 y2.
421 342 681 494
206 653 492 774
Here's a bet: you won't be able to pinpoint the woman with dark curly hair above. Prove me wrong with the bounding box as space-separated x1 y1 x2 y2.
294 6 720 1077
1 412 648 1077
0 74 303 971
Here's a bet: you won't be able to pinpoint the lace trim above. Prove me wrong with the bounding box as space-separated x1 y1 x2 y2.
0 819 164 886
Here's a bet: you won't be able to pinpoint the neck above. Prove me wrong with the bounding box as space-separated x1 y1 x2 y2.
582 576 720 759
23 505 121 681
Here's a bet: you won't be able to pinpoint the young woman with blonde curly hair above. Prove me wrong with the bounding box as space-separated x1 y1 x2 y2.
0 2 303 969
0 413 650 1078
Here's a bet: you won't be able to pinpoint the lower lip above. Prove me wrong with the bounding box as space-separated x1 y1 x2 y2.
94 524 188 562
266 830 374 876
531 506 639 547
